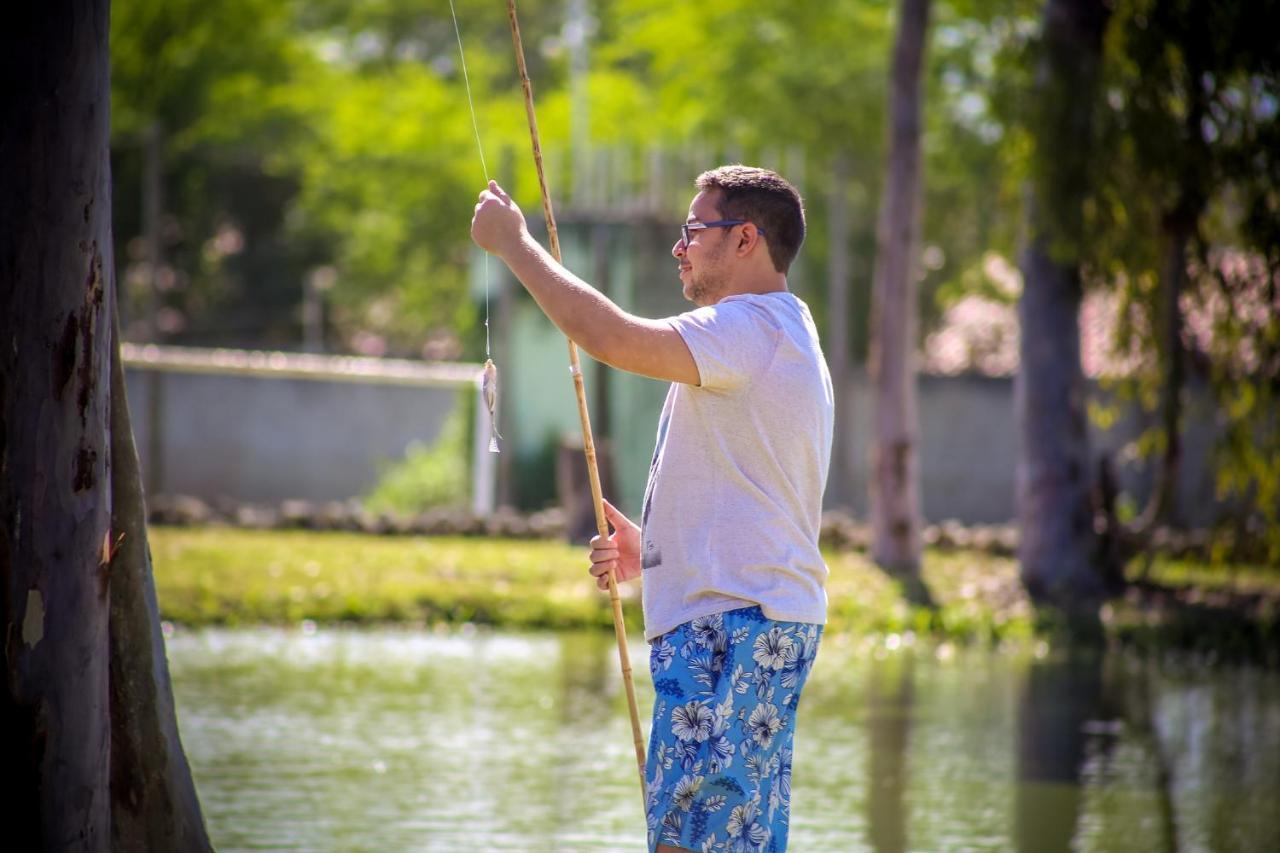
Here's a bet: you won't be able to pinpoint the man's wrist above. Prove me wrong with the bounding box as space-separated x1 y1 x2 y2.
499 229 544 273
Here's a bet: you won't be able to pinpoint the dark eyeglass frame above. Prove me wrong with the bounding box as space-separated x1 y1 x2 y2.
680 219 765 247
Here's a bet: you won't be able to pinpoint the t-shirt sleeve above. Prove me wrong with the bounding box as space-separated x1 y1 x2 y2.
667 299 779 391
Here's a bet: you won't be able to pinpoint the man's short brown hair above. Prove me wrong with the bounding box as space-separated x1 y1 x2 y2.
695 165 806 273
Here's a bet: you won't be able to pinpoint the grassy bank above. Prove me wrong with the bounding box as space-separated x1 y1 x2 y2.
150 526 1037 640
150 526 1277 653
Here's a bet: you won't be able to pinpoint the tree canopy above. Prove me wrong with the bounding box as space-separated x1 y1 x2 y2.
109 0 1017 358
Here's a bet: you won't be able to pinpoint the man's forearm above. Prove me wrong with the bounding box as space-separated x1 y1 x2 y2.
487 221 699 387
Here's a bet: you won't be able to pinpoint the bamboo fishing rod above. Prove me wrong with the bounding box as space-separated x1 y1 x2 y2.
505 0 648 802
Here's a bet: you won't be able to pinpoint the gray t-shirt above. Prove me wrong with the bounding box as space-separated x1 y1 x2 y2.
639 291 834 640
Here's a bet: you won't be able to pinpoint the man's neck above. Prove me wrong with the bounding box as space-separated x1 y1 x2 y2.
721 272 788 301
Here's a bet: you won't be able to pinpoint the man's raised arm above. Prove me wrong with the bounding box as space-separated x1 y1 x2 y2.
471 181 699 386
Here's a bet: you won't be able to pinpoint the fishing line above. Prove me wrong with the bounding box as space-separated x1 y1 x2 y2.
448 0 492 358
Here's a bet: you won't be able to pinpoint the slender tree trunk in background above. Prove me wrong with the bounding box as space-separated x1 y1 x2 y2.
108 310 212 850
1132 213 1190 533
0 1 114 846
1131 69 1209 537
1017 232 1103 608
827 152 853 509
869 0 930 576
1016 0 1111 616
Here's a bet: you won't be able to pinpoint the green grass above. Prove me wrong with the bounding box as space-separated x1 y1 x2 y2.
150 526 1040 641
1129 555 1280 594
150 527 614 629
150 526 1274 646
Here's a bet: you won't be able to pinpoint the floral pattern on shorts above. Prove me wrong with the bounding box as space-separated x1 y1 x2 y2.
645 606 822 853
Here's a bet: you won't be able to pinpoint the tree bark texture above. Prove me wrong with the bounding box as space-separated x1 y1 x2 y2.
108 311 212 851
869 0 930 574
1 1 115 847
1016 0 1112 612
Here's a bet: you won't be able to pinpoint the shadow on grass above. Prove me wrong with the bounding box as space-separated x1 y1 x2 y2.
895 573 937 610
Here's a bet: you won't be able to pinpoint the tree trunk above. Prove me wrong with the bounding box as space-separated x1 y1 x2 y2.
1017 232 1105 608
1016 0 1112 616
1130 62 1210 537
2 3 212 848
869 0 931 575
108 310 212 850
1131 213 1190 533
0 1 115 847
827 152 854 510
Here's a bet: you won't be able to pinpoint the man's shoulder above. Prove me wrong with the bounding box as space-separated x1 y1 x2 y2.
669 296 779 341
722 291 813 326
693 292 799 330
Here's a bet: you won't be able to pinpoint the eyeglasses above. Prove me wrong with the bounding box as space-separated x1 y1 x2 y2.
680 219 765 247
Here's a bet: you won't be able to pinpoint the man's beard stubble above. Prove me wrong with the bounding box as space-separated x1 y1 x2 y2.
686 241 730 305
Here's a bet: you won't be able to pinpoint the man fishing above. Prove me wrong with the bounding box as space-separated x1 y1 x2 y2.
471 165 833 853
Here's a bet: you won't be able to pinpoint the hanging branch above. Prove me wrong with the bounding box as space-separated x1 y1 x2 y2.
505 0 648 802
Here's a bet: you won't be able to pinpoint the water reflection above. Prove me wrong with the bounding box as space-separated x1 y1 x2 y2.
168 630 1280 852
866 655 912 853
1015 653 1103 853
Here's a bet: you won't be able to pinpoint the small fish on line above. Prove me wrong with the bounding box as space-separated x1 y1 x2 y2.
482 358 502 453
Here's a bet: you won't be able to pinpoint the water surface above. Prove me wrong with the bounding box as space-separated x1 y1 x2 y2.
169 628 1280 851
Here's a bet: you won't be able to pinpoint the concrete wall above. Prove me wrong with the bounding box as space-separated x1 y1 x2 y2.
123 345 486 506
819 371 1224 526
828 373 1024 523
121 343 1225 526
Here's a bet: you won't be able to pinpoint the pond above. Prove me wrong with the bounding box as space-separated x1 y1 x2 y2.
169 628 1279 851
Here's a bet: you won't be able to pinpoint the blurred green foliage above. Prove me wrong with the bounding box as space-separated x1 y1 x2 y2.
1066 0 1278 556
111 0 313 345
109 0 1026 359
364 407 470 514
110 0 569 353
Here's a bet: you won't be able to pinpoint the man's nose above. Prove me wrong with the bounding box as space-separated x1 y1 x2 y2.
672 238 686 259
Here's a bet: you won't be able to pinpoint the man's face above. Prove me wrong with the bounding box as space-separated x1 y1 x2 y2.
673 189 734 307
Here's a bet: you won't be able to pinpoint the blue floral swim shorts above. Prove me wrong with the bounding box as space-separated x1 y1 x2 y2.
645 606 823 853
